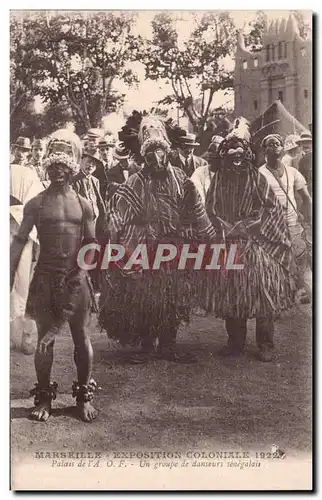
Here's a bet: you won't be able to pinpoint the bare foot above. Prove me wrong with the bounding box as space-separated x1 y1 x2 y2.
30 401 51 421
76 401 99 422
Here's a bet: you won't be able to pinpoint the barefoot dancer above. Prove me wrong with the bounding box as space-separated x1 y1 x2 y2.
10 129 98 422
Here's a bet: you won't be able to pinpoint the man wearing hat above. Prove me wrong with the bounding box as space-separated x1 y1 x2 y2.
93 135 118 199
172 133 208 177
297 131 312 156
98 135 116 167
74 152 106 239
282 134 301 170
104 141 141 202
29 138 49 187
83 128 101 157
10 128 99 422
190 135 223 204
11 137 31 167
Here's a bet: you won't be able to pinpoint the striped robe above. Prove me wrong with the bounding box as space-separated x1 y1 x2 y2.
99 164 216 345
205 167 295 318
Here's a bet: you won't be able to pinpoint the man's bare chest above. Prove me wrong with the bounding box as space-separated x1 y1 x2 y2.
38 193 83 225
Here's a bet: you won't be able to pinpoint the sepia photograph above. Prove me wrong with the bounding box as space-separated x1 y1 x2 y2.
9 8 312 491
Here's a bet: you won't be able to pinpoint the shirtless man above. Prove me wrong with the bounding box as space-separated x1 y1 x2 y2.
10 130 98 422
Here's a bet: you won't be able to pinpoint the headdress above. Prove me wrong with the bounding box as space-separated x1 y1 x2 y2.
43 153 80 175
43 129 82 175
261 134 283 150
118 110 187 163
218 117 254 164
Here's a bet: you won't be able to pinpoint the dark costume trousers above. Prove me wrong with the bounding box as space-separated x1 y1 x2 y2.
225 317 274 352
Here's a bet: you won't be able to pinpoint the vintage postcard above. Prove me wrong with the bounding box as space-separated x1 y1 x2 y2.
10 9 312 490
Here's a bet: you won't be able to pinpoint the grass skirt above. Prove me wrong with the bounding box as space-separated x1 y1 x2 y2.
99 265 203 346
202 240 295 319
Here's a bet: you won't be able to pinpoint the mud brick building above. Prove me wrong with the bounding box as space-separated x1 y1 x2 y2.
234 12 312 128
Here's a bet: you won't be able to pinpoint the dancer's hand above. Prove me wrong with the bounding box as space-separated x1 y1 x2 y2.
38 324 63 355
229 222 249 239
38 330 57 355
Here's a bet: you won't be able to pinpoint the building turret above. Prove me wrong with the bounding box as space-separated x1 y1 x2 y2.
285 12 301 40
279 18 287 37
234 11 312 127
236 31 246 51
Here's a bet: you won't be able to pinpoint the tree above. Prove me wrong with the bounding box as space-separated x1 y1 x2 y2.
11 99 75 142
10 14 48 137
142 12 236 135
10 11 144 133
244 11 268 50
292 11 311 40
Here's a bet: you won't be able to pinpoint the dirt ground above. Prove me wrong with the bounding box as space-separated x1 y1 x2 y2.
10 302 312 461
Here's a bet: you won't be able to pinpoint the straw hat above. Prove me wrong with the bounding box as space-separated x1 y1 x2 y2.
180 133 199 147
86 128 102 139
296 132 312 144
284 135 300 152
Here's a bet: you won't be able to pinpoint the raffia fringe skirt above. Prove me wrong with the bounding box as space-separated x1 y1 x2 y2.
202 241 296 319
98 265 205 346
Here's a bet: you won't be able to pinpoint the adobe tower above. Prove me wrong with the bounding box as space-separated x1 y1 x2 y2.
234 12 312 127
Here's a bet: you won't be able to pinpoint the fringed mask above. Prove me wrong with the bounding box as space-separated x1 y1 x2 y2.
43 129 83 179
218 118 254 173
139 117 171 173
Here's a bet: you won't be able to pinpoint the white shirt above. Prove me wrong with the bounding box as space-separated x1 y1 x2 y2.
259 164 306 227
190 165 214 204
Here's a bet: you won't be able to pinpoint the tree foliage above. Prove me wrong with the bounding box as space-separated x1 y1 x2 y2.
244 11 268 51
10 11 143 134
292 11 311 40
10 14 45 134
11 99 75 143
142 12 236 134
